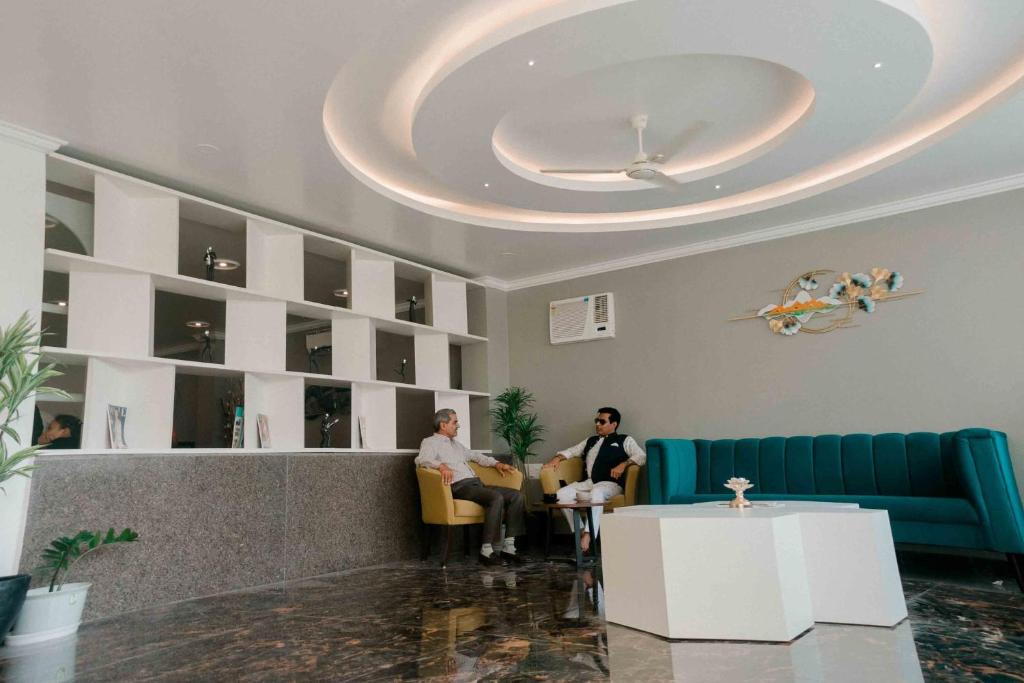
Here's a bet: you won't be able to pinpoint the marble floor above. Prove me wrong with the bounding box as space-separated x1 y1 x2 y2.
1 548 1022 682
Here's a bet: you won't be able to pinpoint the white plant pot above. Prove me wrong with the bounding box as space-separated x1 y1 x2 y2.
6 583 91 647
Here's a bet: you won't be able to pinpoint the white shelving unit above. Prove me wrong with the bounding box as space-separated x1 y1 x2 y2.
40 153 490 454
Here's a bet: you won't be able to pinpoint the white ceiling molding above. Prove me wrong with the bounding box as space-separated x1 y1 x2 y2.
0 119 64 153
491 170 1024 291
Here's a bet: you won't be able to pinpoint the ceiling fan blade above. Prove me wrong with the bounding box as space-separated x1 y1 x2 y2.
539 169 624 174
651 120 709 164
644 171 683 189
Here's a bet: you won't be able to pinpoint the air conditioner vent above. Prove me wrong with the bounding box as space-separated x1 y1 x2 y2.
549 293 615 344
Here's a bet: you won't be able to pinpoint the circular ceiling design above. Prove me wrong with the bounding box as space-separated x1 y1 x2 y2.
323 0 1024 232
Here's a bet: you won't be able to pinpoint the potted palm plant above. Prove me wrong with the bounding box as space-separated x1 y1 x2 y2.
489 387 545 475
1 312 68 644
7 527 139 645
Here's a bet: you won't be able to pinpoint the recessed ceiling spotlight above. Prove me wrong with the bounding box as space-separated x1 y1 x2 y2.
213 258 240 271
44 214 59 229
714 184 722 190
484 182 490 188
501 251 516 256
195 143 220 154
873 62 883 69
527 60 536 67
54 300 67 307
185 320 210 329
333 288 349 298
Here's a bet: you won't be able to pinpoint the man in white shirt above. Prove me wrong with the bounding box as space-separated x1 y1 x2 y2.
415 408 525 566
542 407 646 552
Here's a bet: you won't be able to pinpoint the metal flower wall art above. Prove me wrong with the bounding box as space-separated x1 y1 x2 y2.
730 268 921 336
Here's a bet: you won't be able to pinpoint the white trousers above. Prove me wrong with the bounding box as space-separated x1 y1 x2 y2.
556 479 623 538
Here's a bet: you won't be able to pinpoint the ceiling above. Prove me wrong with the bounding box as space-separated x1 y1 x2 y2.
2 1 1024 287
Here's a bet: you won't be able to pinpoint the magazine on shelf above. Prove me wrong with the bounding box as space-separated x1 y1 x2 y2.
358 415 368 449
256 414 271 449
107 405 128 449
231 406 244 448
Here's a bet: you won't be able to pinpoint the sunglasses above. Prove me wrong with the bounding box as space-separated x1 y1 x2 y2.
594 418 609 425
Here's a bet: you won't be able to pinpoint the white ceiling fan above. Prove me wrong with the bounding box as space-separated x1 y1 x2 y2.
540 114 707 189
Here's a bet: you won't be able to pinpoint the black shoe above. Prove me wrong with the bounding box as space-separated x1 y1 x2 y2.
479 553 502 567
500 551 524 565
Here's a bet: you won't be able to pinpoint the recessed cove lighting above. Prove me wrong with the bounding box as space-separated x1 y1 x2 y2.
196 143 220 154
333 288 349 298
501 252 516 256
527 60 535 67
213 258 240 271
874 62 883 69
44 214 58 229
185 320 210 329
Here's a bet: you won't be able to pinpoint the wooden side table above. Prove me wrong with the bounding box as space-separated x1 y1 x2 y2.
544 502 604 567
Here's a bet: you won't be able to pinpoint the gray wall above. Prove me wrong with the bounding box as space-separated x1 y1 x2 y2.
19 452 422 620
508 189 1024 495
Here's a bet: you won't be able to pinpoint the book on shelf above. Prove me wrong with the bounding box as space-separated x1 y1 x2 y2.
256 413 271 449
358 415 368 449
231 406 244 448
107 405 128 449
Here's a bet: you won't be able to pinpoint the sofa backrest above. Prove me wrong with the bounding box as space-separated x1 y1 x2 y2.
692 432 963 497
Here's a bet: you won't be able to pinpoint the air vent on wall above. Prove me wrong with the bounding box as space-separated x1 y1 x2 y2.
549 293 615 344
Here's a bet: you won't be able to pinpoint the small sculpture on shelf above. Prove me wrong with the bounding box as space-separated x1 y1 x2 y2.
406 296 417 323
724 477 754 508
394 357 408 382
320 413 341 448
203 246 217 281
199 329 215 362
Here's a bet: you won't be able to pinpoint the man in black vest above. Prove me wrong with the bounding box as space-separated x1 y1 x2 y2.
542 407 646 552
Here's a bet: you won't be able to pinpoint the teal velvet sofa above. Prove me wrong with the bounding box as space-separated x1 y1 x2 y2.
646 429 1024 589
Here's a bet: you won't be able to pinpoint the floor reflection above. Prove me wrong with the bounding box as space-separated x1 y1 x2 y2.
0 554 1020 681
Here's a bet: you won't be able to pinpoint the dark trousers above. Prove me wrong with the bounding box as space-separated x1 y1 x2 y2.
451 478 526 545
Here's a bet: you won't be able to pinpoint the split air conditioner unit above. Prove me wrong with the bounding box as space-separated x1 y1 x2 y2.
549 292 615 344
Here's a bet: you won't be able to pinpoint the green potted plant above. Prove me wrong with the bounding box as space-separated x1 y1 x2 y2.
489 387 545 475
7 528 139 645
0 313 68 644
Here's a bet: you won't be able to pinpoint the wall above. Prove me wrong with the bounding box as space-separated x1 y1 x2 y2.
19 451 422 620
508 189 1024 496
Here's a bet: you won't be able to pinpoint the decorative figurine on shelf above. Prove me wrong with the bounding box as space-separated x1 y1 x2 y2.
203 246 217 281
200 329 215 362
725 477 754 508
406 296 417 322
320 413 341 448
394 357 408 382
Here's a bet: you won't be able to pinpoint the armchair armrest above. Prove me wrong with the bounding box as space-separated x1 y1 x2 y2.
645 439 697 504
539 458 584 495
954 429 1024 553
622 463 641 506
471 462 524 490
416 467 456 525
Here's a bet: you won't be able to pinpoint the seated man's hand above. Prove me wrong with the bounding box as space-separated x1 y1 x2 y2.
438 463 454 485
494 462 515 476
541 456 563 470
610 462 628 480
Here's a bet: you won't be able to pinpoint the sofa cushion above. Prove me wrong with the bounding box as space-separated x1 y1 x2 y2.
453 500 485 518
666 493 979 525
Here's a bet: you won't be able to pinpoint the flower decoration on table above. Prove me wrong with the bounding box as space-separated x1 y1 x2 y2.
724 477 754 508
730 268 921 337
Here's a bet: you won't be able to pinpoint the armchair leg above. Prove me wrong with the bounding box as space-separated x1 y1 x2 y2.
441 526 453 568
463 526 471 557
421 524 431 561
1009 553 1024 592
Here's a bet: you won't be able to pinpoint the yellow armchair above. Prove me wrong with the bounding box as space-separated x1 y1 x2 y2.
539 459 640 509
416 462 524 566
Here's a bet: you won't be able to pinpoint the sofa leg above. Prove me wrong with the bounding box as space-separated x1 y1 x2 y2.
421 524 431 561
441 527 452 568
1009 553 1024 592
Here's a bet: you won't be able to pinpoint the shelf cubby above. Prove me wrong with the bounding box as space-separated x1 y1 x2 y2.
304 380 353 449
448 344 462 390
303 236 351 309
351 383 396 450
394 263 428 325
434 391 472 449
466 285 488 338
413 331 449 389
396 387 436 449
154 291 226 365
45 181 94 256
331 317 375 381
67 269 154 357
177 199 247 288
245 372 304 450
349 250 395 319
82 357 175 449
40 270 70 348
224 299 286 372
426 273 468 334
172 368 244 448
376 330 415 385
246 219 304 301
286 315 332 375
94 174 179 276
468 395 492 451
